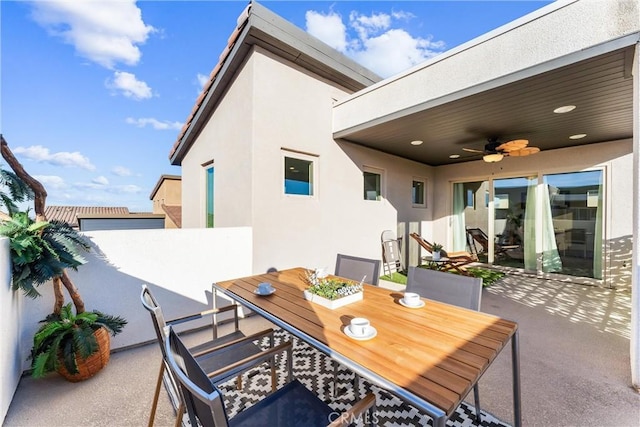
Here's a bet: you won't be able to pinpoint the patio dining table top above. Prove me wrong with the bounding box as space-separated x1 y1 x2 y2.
213 267 521 427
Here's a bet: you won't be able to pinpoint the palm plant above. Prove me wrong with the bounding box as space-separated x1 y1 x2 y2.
0 211 90 298
0 168 33 214
31 303 127 378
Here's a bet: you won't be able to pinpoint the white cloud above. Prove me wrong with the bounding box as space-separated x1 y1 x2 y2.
125 117 182 130
305 9 446 77
33 175 66 190
29 0 155 69
114 184 142 194
196 73 209 90
107 71 153 100
112 166 132 177
92 176 109 185
14 145 95 170
305 10 348 52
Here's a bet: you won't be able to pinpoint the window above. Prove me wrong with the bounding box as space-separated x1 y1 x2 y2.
205 166 214 227
363 167 383 201
412 179 426 207
283 151 316 196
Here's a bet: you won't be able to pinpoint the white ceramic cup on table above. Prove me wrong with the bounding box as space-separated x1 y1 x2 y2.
258 282 273 293
350 317 371 337
403 292 421 306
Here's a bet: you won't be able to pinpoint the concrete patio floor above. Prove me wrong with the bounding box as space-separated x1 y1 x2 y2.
3 273 639 426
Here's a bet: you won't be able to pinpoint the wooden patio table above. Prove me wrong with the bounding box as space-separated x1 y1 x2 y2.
213 267 521 427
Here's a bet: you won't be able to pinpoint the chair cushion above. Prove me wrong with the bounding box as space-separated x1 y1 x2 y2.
230 379 333 427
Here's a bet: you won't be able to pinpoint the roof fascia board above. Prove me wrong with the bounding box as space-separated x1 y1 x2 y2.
334 33 640 139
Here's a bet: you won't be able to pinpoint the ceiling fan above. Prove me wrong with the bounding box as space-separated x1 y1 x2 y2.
462 137 541 162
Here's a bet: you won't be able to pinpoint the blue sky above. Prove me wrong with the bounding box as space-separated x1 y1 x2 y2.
1 0 551 212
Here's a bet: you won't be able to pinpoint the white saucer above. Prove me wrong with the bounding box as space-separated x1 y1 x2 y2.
254 287 276 296
344 325 377 341
399 298 425 309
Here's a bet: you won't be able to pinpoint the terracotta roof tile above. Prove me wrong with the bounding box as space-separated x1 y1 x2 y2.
169 3 250 161
44 205 130 228
161 204 182 228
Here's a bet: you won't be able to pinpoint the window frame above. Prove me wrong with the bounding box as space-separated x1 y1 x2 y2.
412 177 427 208
282 149 318 198
363 165 385 202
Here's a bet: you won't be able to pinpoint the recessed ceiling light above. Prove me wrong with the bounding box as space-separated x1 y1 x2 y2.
449 154 460 159
554 105 576 114
569 134 587 140
410 140 423 146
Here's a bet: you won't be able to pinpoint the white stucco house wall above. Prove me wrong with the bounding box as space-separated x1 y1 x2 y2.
168 0 639 388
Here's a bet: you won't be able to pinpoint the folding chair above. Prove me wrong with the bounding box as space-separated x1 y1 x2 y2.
165 326 377 427
141 285 278 427
409 232 477 275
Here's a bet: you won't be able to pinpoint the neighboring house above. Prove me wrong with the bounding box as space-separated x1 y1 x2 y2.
149 174 182 228
169 0 639 290
45 205 164 231
44 206 130 229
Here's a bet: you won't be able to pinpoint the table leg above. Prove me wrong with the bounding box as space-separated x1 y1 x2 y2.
512 330 522 427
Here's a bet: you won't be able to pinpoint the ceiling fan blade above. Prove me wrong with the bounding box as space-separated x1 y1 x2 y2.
508 146 540 157
462 147 485 154
497 139 529 152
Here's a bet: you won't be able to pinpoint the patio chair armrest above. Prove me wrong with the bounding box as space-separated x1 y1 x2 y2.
206 340 293 380
192 328 275 358
167 304 238 326
327 392 376 427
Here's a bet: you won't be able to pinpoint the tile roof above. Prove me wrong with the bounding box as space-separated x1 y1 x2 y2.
44 205 130 228
161 204 182 228
168 1 380 166
168 4 251 162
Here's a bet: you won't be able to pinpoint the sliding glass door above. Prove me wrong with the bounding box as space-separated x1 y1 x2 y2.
543 170 603 279
454 169 603 280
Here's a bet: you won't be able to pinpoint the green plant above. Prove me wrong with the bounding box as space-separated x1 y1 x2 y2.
0 211 90 298
304 270 363 300
431 242 443 252
30 303 127 378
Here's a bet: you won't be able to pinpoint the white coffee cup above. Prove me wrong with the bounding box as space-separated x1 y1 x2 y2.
258 282 273 293
404 292 421 306
350 317 370 337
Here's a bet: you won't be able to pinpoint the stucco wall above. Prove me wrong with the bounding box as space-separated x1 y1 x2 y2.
181 57 255 228
181 47 434 275
0 237 22 422
432 139 633 287
18 227 253 372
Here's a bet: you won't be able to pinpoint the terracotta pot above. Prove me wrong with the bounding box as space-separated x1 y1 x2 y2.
56 327 111 382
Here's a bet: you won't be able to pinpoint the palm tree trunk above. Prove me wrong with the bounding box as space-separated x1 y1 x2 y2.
1 134 86 313
60 270 85 314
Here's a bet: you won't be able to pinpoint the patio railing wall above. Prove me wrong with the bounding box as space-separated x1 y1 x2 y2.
1 227 253 421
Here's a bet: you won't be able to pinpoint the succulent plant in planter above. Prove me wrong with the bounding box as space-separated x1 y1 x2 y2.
31 304 127 381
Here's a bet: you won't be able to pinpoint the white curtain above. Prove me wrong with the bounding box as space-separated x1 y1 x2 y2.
452 183 467 251
593 175 603 279
541 184 562 273
523 179 537 271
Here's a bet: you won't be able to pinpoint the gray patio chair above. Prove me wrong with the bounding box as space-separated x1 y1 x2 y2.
165 326 377 427
406 267 483 422
333 253 381 396
141 285 279 427
335 253 381 286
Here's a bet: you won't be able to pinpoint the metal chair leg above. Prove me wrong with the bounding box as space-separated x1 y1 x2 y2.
174 403 185 427
148 360 165 427
473 384 482 423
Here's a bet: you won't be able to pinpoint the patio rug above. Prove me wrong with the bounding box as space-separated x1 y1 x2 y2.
204 328 512 427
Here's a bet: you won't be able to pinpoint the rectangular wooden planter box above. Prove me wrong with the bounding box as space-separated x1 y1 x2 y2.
303 290 363 309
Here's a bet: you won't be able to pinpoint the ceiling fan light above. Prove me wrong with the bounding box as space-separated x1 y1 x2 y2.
483 153 504 163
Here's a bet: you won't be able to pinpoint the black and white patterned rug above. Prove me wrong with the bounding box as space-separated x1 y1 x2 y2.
206 329 511 427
